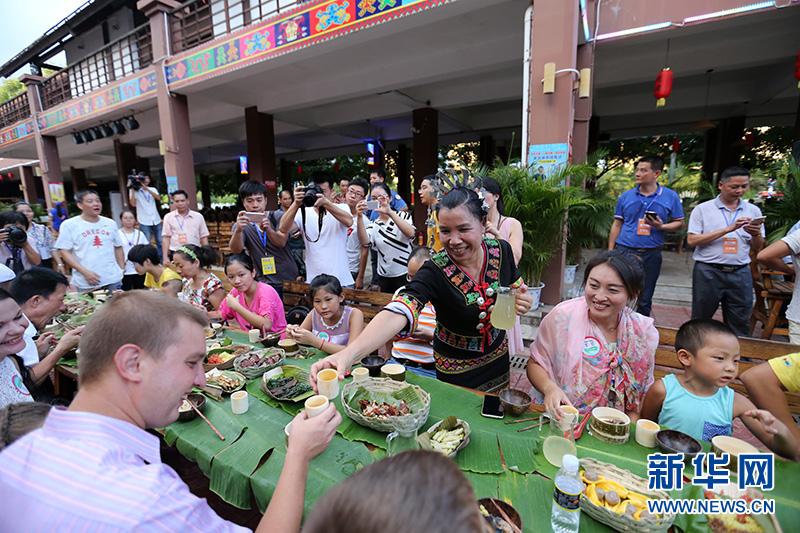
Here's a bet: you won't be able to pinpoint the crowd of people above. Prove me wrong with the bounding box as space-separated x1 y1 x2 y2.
0 158 797 531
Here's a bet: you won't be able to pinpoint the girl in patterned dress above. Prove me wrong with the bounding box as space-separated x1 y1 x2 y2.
172 244 225 319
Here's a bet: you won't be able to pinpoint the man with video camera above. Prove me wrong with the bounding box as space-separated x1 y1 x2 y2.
0 211 42 274
277 172 355 286
127 171 163 260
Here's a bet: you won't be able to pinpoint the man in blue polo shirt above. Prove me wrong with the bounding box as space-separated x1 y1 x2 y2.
608 156 684 316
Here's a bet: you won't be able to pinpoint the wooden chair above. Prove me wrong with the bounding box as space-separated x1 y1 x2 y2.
750 262 793 340
655 326 800 414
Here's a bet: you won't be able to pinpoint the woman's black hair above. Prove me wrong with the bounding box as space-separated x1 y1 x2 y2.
173 244 217 268
370 182 391 198
127 244 160 266
437 186 486 222
480 177 504 215
224 253 255 273
119 208 136 221
309 274 343 298
582 250 644 301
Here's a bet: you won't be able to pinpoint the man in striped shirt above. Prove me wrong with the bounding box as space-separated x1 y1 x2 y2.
0 291 341 532
388 247 437 378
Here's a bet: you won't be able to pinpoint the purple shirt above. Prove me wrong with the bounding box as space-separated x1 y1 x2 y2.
0 408 247 532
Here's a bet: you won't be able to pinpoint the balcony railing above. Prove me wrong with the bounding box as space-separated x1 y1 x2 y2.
170 0 306 53
40 22 153 110
0 92 30 129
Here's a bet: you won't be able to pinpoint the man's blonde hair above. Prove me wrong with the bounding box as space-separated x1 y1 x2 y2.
78 291 207 385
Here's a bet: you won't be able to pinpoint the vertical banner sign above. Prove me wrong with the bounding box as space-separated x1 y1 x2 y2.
240 156 249 174
49 182 65 203
166 176 179 194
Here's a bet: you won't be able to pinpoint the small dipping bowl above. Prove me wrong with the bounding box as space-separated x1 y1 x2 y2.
259 333 281 348
478 498 523 532
635 419 661 448
277 339 299 354
711 435 758 472
284 421 292 445
361 356 385 377
178 393 206 422
498 388 532 416
656 429 702 461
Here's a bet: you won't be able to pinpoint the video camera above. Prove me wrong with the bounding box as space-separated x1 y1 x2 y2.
127 170 147 191
303 182 324 208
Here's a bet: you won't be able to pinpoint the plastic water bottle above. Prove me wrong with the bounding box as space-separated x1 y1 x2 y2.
551 454 583 533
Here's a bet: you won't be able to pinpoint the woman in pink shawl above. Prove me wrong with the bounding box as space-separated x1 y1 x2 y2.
527 250 657 418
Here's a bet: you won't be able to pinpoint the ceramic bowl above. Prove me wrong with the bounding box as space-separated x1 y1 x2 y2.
498 388 531 416
656 429 702 461
360 356 385 377
177 393 206 422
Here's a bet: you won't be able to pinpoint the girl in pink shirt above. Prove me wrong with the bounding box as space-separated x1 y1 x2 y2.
219 253 287 335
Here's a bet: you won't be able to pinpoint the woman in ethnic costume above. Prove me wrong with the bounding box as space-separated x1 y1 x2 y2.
311 185 533 392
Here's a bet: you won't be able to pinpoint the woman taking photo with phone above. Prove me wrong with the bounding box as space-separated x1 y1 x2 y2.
311 185 533 392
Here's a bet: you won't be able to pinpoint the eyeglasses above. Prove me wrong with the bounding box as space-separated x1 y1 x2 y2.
372 194 389 201
348 189 365 198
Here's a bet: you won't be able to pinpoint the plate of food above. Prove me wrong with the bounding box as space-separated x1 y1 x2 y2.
705 486 781 533
341 377 430 432
418 416 471 458
261 365 314 402
205 369 246 394
205 344 251 371
233 347 284 379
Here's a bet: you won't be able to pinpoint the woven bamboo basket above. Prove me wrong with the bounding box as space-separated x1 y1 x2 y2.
342 377 430 433
233 348 285 379
579 457 675 533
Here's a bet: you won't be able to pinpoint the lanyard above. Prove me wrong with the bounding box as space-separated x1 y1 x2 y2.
719 204 742 226
638 185 662 215
175 213 188 233
122 230 140 248
253 224 268 248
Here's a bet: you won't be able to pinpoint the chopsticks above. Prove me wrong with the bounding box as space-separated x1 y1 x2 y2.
517 418 549 433
504 414 544 425
190 401 225 441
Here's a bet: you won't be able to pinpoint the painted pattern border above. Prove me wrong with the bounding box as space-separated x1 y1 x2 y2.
0 120 35 148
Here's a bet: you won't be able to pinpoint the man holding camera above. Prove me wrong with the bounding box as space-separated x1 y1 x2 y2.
277 173 354 286
0 211 42 274
127 172 163 260
607 156 684 317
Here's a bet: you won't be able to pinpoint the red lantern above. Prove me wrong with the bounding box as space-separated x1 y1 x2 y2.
795 51 800 89
671 139 681 153
297 164 303 175
654 68 673 107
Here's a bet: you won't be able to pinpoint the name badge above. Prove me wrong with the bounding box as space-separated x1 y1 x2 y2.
261 256 276 276
636 218 651 236
722 237 738 255
178 233 188 245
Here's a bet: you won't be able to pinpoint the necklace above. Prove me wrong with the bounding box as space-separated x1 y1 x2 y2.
319 309 346 330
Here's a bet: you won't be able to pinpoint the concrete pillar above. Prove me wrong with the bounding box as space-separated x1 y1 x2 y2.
702 116 746 181
479 135 496 168
20 165 39 204
396 144 411 206
412 107 438 238
114 140 137 207
20 75 58 209
245 106 277 209
526 0 579 304
279 158 292 192
572 44 595 164
70 167 89 192
139 0 198 208
200 174 211 210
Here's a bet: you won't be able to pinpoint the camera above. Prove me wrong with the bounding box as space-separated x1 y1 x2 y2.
1 226 27 247
303 182 324 208
127 170 146 191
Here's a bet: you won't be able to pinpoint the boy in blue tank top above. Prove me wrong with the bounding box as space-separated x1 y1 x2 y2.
641 319 797 457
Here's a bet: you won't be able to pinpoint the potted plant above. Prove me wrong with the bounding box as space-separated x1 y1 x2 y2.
488 162 595 309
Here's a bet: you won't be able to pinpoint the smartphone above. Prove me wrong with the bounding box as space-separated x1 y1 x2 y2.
645 211 658 219
751 216 766 224
365 200 380 210
481 395 504 419
244 212 266 223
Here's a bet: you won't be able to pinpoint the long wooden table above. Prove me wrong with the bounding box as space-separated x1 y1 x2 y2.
56 331 800 532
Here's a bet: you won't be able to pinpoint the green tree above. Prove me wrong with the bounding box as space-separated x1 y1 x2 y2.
0 78 25 103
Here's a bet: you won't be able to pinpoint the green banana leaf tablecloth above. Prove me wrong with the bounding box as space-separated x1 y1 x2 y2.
159 331 800 532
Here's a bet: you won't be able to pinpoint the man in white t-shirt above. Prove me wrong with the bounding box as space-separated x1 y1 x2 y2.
343 178 370 289
127 173 163 260
277 173 355 286
55 190 125 292
756 219 800 344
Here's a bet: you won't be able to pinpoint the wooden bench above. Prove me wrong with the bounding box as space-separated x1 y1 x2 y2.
655 326 800 414
281 280 392 324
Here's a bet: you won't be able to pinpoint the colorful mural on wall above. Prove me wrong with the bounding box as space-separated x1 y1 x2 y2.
37 71 157 132
0 120 35 147
165 0 450 87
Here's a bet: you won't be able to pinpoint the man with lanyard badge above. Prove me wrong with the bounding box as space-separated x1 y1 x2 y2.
230 180 297 299
608 156 684 316
161 190 209 263
687 166 764 336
